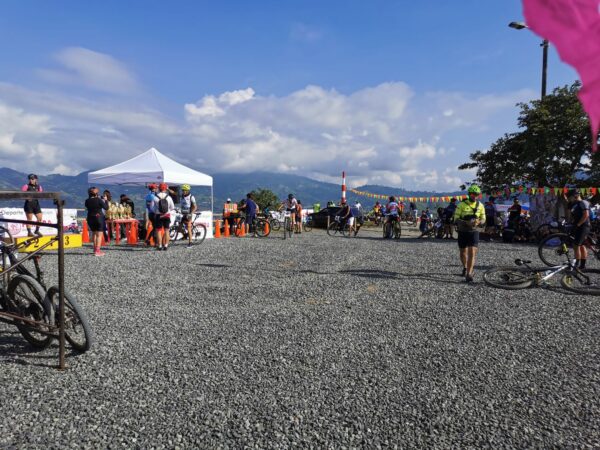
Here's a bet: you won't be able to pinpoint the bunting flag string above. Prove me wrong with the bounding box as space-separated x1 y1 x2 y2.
350 185 599 204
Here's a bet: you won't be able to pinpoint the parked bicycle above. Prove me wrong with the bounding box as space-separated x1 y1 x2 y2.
484 258 600 295
538 231 600 267
401 212 416 226
169 210 207 245
0 225 93 351
282 212 294 239
303 215 313 232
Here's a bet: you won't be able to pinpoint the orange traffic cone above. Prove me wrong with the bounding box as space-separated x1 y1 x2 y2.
224 220 230 238
214 220 221 238
264 220 270 235
238 219 245 237
82 219 90 243
127 221 138 245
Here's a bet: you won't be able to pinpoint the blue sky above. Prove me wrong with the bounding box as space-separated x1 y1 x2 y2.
0 0 579 191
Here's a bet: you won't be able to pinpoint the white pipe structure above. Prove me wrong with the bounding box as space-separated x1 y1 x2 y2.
341 171 346 204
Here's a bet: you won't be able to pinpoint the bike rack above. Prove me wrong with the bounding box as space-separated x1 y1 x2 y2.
0 191 67 370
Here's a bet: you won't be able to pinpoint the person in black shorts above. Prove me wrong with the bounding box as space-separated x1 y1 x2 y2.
21 174 44 237
85 187 109 256
567 189 591 269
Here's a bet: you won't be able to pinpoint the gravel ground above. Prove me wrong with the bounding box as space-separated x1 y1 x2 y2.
1 226 599 448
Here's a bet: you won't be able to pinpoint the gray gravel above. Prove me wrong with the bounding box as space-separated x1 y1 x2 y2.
1 227 599 448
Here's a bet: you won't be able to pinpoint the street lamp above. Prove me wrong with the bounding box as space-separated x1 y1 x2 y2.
509 21 549 99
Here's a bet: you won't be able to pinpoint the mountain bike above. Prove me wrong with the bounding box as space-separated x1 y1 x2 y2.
383 215 401 239
327 216 351 237
303 216 313 232
401 212 416 226
0 225 93 351
169 210 207 245
282 212 293 239
483 258 600 295
534 218 569 243
538 231 599 267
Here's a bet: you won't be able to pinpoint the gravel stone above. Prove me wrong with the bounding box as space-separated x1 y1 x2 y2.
0 227 598 448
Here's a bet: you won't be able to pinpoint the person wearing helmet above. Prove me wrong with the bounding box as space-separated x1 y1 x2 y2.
383 196 400 238
282 194 298 229
85 187 108 256
152 182 175 250
144 183 159 245
442 198 458 239
179 184 197 247
21 174 44 237
567 188 591 269
453 185 486 282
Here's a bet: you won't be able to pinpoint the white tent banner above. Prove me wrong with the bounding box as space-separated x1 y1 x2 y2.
0 208 78 237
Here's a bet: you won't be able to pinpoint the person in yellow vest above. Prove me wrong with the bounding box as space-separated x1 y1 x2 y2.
453 185 486 283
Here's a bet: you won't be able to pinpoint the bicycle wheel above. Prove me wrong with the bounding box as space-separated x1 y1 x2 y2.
169 225 181 241
303 219 313 232
483 267 534 290
383 222 392 239
269 219 281 231
327 221 340 237
560 269 600 295
254 219 270 237
46 286 93 352
287 218 294 238
394 222 402 239
538 233 574 267
6 274 54 349
404 215 416 226
191 223 207 244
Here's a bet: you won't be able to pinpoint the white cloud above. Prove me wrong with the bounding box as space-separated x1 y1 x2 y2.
0 62 535 189
39 47 138 94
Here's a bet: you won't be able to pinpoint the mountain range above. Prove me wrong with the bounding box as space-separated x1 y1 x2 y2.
0 167 462 213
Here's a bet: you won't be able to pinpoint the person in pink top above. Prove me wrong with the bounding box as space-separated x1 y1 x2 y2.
21 173 44 237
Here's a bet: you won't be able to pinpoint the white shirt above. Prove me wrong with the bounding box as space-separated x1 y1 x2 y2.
152 192 175 215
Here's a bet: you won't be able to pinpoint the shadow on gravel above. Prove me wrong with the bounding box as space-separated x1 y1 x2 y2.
197 263 232 268
0 331 56 368
340 268 468 285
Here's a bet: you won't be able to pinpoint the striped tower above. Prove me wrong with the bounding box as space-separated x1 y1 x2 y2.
341 171 346 204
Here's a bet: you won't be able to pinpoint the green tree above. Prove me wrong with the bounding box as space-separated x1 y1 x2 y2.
459 82 600 191
251 188 279 211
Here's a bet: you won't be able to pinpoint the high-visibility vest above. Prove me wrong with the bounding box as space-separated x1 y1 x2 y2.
223 203 238 217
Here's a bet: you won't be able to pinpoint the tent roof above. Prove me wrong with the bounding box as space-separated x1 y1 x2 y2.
87 147 212 186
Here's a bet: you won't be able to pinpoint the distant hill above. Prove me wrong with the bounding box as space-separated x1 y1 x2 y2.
0 168 464 213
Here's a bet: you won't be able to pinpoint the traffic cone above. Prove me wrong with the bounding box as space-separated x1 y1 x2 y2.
264 220 270 236
238 220 245 237
224 220 230 238
82 219 90 243
214 220 221 238
127 221 138 245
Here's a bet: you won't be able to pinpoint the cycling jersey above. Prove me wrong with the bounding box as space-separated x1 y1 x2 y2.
146 192 158 214
285 198 298 211
386 202 399 216
180 194 196 213
453 199 486 223
571 200 591 227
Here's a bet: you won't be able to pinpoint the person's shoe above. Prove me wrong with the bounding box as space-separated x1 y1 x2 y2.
163 246 168 251
156 246 163 251
186 244 193 249
465 275 474 283
94 250 105 257
27 229 35 237
461 267 467 276
35 228 43 237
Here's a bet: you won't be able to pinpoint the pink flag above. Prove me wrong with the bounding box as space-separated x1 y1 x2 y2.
523 0 600 151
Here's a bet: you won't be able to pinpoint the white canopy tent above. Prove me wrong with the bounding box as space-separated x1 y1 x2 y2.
88 147 213 213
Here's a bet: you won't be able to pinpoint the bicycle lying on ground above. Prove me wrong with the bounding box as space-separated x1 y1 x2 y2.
169 210 207 245
483 258 600 295
0 225 93 351
538 231 599 267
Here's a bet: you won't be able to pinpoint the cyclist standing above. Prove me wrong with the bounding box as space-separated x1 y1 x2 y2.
443 198 457 239
152 183 175 251
453 185 486 282
85 187 109 256
283 193 298 229
21 174 44 237
384 196 400 238
180 184 197 248
145 184 158 245
567 189 591 269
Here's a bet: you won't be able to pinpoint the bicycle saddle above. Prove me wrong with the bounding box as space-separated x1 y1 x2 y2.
515 259 532 266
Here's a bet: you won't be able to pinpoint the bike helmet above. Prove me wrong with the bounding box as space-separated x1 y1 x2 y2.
181 184 191 191
389 196 396 202
567 188 579 198
159 183 168 191
467 185 481 195
148 183 158 190
288 193 294 199
28 173 38 180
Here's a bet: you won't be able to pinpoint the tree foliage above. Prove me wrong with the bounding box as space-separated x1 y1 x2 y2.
251 188 279 210
459 82 600 191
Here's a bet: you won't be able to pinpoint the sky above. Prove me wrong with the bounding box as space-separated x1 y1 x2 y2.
0 0 580 191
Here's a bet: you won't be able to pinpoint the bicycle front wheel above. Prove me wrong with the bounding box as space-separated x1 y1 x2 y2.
254 219 270 237
269 219 281 231
46 286 94 352
303 219 312 232
483 267 534 290
192 224 207 244
394 222 402 239
7 274 54 349
561 269 600 295
538 233 574 267
327 222 340 237
383 222 392 239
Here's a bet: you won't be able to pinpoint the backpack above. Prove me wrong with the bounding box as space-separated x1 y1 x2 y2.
158 194 170 214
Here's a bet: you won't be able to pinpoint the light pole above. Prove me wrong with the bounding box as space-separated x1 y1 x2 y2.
509 21 549 99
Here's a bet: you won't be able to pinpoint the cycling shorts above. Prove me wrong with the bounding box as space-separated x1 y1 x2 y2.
286 208 296 213
457 230 479 249
87 214 105 232
24 200 42 215
573 225 590 246
182 213 193 223
153 215 171 230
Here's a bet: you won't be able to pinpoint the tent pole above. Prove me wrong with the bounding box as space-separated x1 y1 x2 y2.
211 184 214 217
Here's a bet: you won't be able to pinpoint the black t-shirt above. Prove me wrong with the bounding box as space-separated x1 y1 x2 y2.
508 203 521 220
571 200 590 227
85 197 108 216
